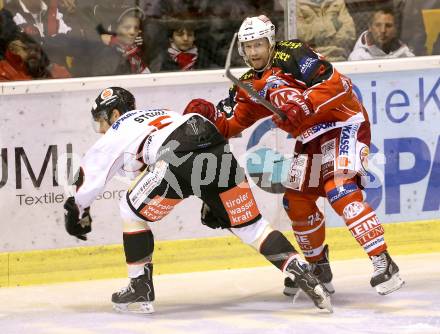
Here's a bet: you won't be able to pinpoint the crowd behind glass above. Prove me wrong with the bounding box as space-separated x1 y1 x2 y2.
0 0 439 81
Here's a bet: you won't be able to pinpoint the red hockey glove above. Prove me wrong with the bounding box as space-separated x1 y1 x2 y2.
272 95 313 137
183 99 217 122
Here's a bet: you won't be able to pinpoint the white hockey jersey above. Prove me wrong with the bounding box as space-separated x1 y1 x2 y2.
74 108 195 213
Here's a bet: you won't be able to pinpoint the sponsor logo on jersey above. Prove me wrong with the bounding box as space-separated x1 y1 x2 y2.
327 183 358 204
186 117 199 135
321 139 336 164
343 201 365 220
253 75 290 104
337 156 351 169
266 75 289 88
128 161 168 209
142 135 153 165
295 234 312 250
298 56 318 77
241 71 254 81
350 215 382 239
291 96 312 115
301 122 337 139
287 154 308 191
363 235 385 253
273 50 291 62
269 87 302 108
278 41 302 49
111 111 137 130
339 125 352 155
338 124 359 156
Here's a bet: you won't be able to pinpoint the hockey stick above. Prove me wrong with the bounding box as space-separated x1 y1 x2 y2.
224 33 287 121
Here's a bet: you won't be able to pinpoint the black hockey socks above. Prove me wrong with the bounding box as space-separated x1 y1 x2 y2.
259 230 297 270
123 229 154 264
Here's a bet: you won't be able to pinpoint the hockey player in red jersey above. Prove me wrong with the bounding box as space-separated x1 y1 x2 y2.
62 87 332 314
184 15 404 297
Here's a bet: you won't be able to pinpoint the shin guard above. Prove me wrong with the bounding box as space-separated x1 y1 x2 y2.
123 220 154 278
259 230 297 270
292 214 326 262
325 180 387 256
283 191 326 262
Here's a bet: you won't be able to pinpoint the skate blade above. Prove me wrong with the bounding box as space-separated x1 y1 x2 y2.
112 301 154 314
376 273 405 295
314 285 333 313
324 282 335 295
283 286 300 297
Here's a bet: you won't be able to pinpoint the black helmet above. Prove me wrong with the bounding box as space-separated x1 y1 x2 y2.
91 87 136 122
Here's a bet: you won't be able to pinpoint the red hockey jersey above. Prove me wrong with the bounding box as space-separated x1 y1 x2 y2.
214 40 369 143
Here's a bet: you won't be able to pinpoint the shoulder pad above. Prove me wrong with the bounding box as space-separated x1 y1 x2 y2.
273 40 304 64
276 40 304 50
273 39 323 82
239 69 255 81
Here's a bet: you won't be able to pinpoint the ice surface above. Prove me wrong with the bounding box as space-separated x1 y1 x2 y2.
0 253 439 334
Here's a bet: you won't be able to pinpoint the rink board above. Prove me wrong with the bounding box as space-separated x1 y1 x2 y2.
0 219 439 287
0 57 439 253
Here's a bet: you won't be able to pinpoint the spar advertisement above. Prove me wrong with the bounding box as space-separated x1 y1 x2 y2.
0 68 439 251
243 69 440 228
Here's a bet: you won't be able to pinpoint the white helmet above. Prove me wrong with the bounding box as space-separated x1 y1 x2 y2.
237 15 276 57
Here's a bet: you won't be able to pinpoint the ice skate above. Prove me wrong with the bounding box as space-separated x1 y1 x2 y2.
370 251 405 295
310 245 335 294
283 245 335 297
283 276 299 297
284 255 333 313
112 263 155 314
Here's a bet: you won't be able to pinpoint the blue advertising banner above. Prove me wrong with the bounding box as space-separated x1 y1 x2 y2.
242 69 440 225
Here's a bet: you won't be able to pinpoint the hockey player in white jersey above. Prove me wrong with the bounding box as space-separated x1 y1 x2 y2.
62 87 333 314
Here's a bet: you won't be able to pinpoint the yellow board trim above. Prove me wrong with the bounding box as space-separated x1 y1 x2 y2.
1 220 439 287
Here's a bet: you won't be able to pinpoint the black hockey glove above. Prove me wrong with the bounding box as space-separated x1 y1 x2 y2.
63 196 92 241
216 95 235 119
200 202 229 229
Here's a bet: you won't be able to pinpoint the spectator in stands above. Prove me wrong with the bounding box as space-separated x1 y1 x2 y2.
0 31 70 80
99 7 150 74
150 18 218 72
0 8 20 59
5 0 74 70
348 8 414 60
58 0 96 41
296 0 356 61
92 0 137 33
6 0 71 40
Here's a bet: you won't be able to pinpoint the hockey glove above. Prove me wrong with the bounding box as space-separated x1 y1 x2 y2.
216 96 235 118
183 99 217 123
272 95 314 137
64 196 92 241
200 202 229 229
